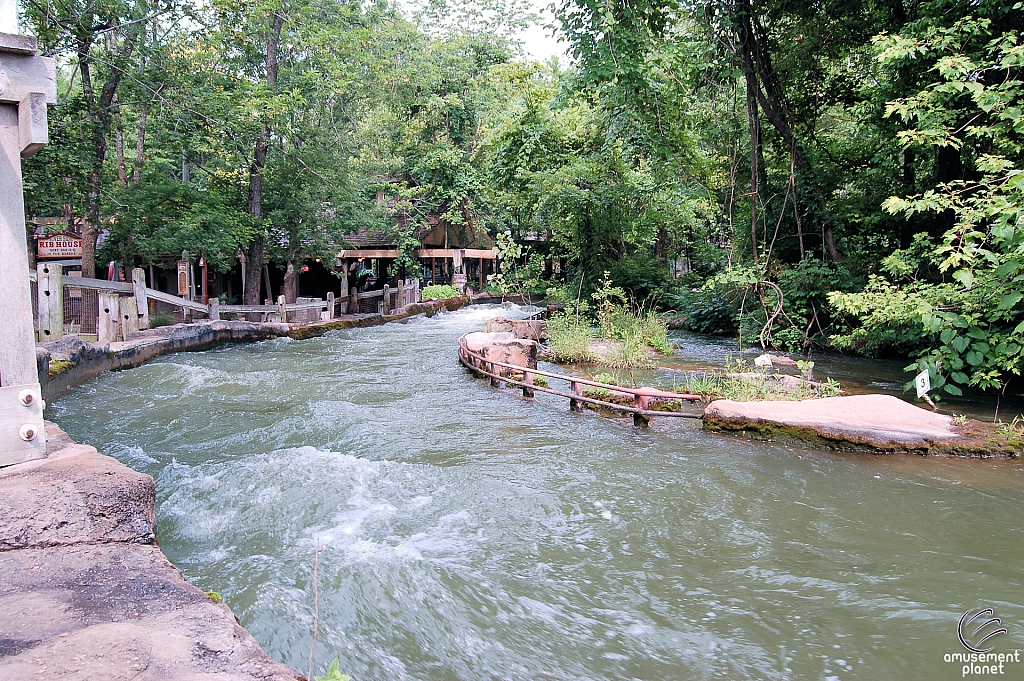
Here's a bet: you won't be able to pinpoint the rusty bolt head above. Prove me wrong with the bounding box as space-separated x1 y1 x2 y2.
18 389 37 407
19 424 37 441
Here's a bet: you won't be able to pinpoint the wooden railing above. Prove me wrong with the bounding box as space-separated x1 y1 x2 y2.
32 266 420 342
458 334 702 427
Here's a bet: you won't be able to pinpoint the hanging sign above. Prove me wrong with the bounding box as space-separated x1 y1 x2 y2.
37 233 82 259
915 370 931 398
177 260 190 296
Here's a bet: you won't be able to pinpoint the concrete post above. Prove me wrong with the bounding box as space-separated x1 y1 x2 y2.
0 32 57 465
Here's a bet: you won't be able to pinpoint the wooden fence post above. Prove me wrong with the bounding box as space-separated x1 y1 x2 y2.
132 268 149 329
382 284 390 314
326 292 335 320
277 295 286 323
569 381 583 412
36 262 63 342
118 296 139 341
98 293 119 343
209 298 220 321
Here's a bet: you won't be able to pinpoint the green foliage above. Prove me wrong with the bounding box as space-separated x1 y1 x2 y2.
149 312 177 329
544 311 596 363
48 359 73 378
422 284 461 300
665 289 738 335
836 17 1024 394
673 372 842 402
314 658 352 681
592 272 673 353
205 591 223 603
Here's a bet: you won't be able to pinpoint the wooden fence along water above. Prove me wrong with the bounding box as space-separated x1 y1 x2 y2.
30 267 421 343
457 334 703 427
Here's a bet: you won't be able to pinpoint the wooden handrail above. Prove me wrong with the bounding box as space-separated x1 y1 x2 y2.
63 276 134 294
458 336 701 401
457 334 702 426
144 287 209 312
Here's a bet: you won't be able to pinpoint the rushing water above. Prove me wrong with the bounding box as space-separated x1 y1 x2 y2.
50 305 1024 680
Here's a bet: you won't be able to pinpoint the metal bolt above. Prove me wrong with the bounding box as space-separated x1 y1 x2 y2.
19 424 37 441
18 389 37 407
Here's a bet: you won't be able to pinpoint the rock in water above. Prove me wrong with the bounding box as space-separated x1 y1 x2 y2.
463 331 538 377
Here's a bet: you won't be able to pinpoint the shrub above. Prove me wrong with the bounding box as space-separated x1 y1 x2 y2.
149 312 176 328
665 289 738 335
545 311 595 363
422 284 460 300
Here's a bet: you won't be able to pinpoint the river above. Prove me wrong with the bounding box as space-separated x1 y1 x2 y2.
50 304 1024 680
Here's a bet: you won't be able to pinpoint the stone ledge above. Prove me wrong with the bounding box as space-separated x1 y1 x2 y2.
0 422 301 680
0 423 155 551
0 543 300 680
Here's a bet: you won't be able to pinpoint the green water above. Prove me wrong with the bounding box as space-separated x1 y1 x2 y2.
49 304 1024 680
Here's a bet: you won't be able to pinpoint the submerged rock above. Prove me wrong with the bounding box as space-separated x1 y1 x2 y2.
702 394 1001 455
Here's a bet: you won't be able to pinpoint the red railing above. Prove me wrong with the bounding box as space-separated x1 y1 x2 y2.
458 334 703 427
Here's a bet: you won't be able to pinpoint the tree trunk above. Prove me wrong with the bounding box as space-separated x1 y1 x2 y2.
78 29 138 277
744 70 760 266
283 261 298 303
244 236 264 307
132 105 147 182
114 97 128 189
243 10 284 311
734 0 843 262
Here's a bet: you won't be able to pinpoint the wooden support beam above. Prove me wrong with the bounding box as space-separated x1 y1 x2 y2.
0 51 57 106
569 381 583 412
0 104 39 388
18 92 47 158
97 293 118 344
118 296 139 341
36 261 62 341
132 268 149 329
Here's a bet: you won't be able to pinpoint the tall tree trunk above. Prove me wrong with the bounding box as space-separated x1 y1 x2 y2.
78 29 138 277
744 71 760 266
244 236 264 306
734 0 843 262
114 95 128 189
132 106 147 182
283 260 298 303
243 10 284 308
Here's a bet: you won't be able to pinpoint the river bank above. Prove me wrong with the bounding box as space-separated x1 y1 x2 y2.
37 296 467 401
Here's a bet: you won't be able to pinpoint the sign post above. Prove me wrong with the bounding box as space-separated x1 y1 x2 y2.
0 26 57 465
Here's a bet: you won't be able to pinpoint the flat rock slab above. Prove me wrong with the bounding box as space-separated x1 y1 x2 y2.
703 394 965 453
0 423 300 680
0 543 300 680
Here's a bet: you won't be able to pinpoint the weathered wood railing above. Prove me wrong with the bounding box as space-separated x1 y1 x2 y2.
458 335 703 427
